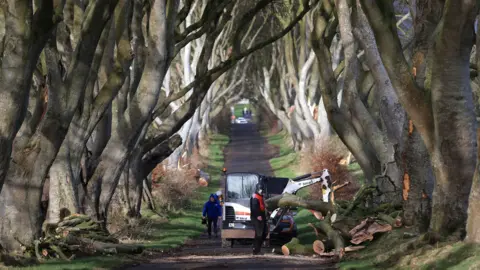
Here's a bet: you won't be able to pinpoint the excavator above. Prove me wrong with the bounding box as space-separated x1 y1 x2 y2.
221 169 332 247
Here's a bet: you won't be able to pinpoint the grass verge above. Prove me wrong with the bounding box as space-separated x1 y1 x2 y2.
265 129 298 178
338 228 480 270
19 133 229 270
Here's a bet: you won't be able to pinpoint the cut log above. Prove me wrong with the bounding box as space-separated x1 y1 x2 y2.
265 193 335 216
313 240 325 255
316 220 345 258
83 239 144 254
198 177 209 187
309 210 324 220
62 235 143 254
281 238 314 256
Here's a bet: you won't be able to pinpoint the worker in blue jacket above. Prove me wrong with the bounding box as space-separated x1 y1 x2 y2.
202 193 222 238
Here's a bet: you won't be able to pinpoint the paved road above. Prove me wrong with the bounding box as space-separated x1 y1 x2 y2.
122 123 336 270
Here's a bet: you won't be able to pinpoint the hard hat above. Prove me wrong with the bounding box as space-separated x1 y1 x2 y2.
216 190 222 196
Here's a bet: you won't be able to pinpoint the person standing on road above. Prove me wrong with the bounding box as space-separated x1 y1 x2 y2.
250 182 267 255
202 194 221 238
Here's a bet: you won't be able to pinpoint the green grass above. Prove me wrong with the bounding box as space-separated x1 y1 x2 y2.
17 133 230 270
265 129 294 157
338 229 480 270
264 129 298 179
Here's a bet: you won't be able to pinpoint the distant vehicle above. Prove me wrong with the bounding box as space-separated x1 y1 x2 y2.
235 117 248 124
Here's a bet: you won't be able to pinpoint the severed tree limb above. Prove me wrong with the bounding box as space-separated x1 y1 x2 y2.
265 193 335 216
281 238 314 256
316 219 345 258
308 223 327 239
313 240 325 255
344 185 376 215
50 244 70 261
333 182 350 191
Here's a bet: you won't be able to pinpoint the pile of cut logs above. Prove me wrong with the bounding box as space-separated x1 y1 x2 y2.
266 187 402 261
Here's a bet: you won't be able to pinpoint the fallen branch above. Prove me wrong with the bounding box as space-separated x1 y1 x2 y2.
333 181 350 191
316 219 345 258
50 244 71 261
377 213 402 228
344 185 376 215
266 193 335 216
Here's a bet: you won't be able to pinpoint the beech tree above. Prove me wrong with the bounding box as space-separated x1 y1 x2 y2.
255 0 437 231
360 0 478 239
0 0 317 252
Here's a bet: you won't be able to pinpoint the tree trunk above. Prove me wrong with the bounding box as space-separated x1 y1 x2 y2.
402 125 433 231
47 147 82 225
0 1 118 251
360 0 478 236
311 10 380 183
427 1 478 237
465 19 480 243
466 128 480 243
0 1 56 191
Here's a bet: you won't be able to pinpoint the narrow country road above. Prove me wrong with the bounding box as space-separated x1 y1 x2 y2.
121 123 336 270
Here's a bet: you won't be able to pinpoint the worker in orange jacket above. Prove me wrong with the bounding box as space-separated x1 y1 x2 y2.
250 182 267 255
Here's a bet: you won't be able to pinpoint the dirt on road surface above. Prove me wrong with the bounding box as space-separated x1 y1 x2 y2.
121 123 337 270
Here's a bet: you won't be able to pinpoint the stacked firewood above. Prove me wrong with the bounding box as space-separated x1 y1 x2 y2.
31 214 143 261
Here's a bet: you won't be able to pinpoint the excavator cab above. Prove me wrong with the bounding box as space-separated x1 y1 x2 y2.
221 172 293 247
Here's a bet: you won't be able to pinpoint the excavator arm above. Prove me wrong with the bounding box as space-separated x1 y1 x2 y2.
268 169 332 230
